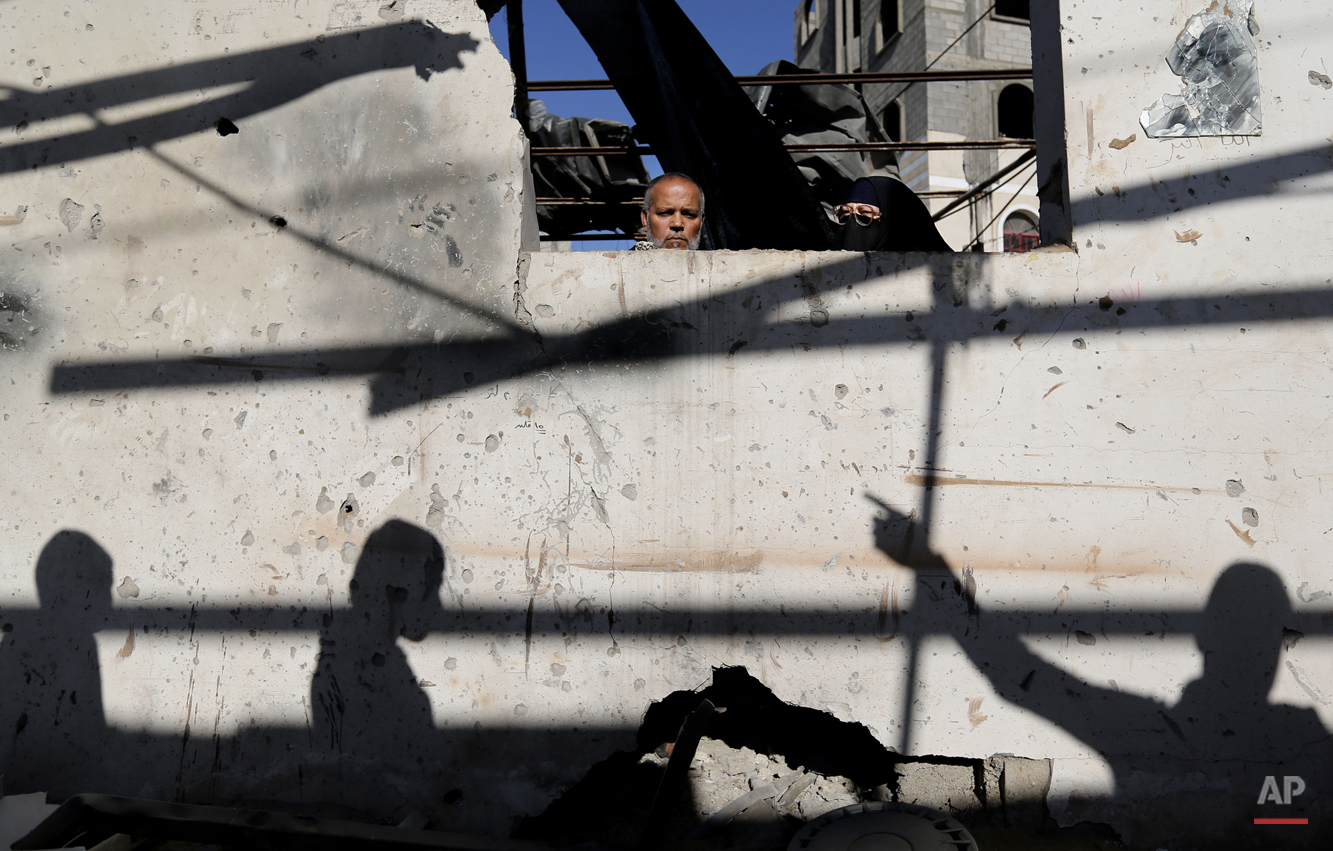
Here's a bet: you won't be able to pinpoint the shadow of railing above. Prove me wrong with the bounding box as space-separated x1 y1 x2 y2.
26 234 1333 846
1070 143 1333 226
2 518 1329 841
0 22 477 174
48 262 1333 414
7 15 1333 846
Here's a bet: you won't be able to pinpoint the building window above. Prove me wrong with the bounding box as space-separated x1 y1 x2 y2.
1003 212 1039 253
876 0 901 52
851 0 862 38
797 0 819 47
993 0 1029 21
882 100 903 142
881 0 900 35
997 84 1034 139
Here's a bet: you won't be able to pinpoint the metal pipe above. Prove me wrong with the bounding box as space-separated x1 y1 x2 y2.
966 168 1038 251
530 146 653 157
526 68 1032 91
880 3 999 107
930 148 1036 221
531 140 1033 157
536 191 963 204
538 232 639 241
783 140 1033 152
535 198 645 205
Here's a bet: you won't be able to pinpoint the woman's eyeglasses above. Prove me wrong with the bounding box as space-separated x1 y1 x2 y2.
827 203 882 227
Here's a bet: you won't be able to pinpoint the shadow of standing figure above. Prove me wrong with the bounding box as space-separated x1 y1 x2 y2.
1 530 116 796
306 521 449 814
871 503 1332 845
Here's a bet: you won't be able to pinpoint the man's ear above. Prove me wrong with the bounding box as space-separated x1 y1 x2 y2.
640 209 648 228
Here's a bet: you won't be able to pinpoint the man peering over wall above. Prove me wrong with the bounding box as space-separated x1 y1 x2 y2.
634 173 705 250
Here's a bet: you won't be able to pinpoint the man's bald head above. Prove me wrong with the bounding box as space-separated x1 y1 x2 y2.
641 173 705 250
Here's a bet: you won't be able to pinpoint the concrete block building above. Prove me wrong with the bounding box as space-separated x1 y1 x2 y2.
794 0 1039 251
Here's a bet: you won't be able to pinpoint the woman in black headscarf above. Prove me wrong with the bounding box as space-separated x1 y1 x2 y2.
832 177 953 252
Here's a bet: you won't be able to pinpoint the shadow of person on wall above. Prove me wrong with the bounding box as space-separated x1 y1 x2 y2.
870 502 1331 843
303 520 451 816
0 530 117 794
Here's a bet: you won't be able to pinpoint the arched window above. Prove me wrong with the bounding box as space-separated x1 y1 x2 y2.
799 0 819 46
994 0 1029 21
997 84 1033 139
1003 212 1039 253
882 100 902 143
881 0 900 36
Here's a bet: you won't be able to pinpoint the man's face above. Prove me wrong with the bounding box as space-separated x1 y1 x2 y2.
641 178 703 250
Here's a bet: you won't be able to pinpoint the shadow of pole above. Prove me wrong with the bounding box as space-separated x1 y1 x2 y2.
0 22 479 175
869 501 1333 832
139 144 522 333
1070 143 1333 226
1 519 1330 837
45 240 1333 416
896 253 986 754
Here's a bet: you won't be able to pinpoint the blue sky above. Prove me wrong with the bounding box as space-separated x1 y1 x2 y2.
489 1 796 129
489 1 796 247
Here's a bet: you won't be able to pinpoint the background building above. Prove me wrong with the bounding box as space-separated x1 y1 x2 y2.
795 0 1038 251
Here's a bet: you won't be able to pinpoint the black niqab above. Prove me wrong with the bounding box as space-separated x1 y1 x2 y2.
840 177 953 252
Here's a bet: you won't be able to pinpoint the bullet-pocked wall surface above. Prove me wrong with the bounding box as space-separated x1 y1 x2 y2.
0 0 528 828
2 2 1333 849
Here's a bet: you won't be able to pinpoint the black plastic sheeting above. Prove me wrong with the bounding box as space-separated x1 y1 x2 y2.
553 0 834 250
749 60 900 211
527 100 650 238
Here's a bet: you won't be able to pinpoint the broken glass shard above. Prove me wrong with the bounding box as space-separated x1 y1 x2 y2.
1141 0 1261 138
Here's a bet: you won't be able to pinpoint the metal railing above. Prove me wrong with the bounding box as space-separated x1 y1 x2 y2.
527 67 1037 241
526 68 1032 91
531 139 1034 158
535 190 966 205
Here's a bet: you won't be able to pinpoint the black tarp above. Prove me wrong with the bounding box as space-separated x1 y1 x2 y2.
527 100 650 238
554 0 835 250
750 60 900 210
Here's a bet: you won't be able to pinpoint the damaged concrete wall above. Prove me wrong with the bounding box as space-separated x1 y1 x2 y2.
0 0 530 830
1061 0 1329 277
2 1 1333 849
513 247 1333 846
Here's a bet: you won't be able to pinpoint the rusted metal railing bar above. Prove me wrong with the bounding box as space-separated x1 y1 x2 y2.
538 232 639 241
930 148 1037 222
535 191 965 205
784 140 1033 152
535 198 645 205
532 140 1034 157
527 68 1032 91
